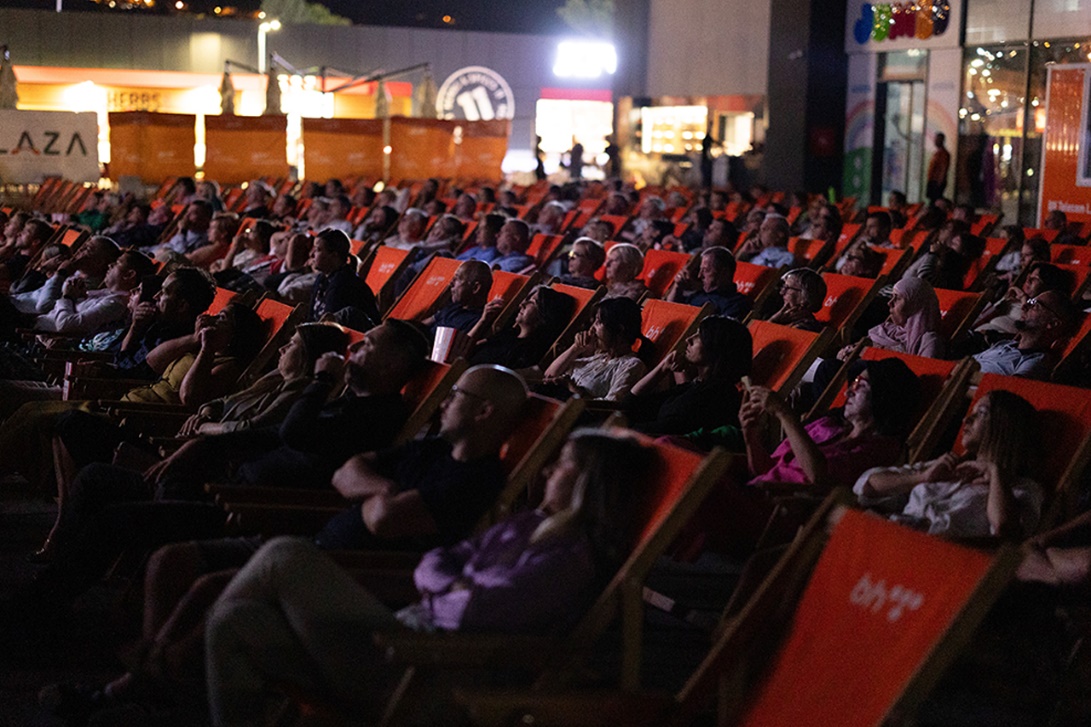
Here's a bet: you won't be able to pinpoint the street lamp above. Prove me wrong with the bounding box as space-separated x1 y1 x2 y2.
257 19 281 74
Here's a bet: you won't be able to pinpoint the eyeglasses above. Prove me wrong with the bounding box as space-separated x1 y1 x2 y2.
780 283 804 294
568 250 588 259
1026 296 1062 320
848 374 871 392
449 385 488 404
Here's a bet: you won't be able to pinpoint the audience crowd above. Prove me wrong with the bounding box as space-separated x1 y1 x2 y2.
1 172 1090 725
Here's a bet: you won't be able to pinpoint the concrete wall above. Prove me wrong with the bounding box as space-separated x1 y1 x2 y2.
645 0 771 97
0 8 611 154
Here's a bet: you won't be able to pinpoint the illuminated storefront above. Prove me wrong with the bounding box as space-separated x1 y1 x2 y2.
957 0 1091 224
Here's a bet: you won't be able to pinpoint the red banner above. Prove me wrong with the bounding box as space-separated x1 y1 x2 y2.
389 117 455 183
454 119 510 181
108 111 195 182
1039 65 1091 226
203 115 287 184
302 117 385 185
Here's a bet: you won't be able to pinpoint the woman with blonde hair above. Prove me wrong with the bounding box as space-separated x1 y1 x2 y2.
603 243 648 301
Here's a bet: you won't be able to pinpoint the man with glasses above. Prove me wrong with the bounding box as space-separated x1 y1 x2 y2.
973 290 1080 380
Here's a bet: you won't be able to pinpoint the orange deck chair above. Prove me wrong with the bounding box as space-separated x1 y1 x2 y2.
640 299 712 362
361 246 414 314
733 262 780 309
958 374 1091 527
384 256 463 322
641 249 693 299
1051 243 1091 267
748 320 833 395
456 497 1019 727
815 272 883 335
933 288 987 342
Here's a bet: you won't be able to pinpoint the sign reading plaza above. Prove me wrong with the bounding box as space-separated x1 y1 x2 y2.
0 110 99 183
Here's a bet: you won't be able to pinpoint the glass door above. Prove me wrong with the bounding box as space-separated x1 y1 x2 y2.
876 80 926 204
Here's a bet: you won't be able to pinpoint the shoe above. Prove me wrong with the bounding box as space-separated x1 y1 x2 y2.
38 682 112 720
26 541 53 564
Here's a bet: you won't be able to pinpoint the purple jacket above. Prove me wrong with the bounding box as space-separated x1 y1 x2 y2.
413 510 594 633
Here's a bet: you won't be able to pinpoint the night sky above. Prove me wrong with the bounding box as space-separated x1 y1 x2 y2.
5 0 573 34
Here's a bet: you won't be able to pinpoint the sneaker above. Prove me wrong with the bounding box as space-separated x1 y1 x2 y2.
38 682 112 720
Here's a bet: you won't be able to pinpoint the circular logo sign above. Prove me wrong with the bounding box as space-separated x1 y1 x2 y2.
436 66 515 122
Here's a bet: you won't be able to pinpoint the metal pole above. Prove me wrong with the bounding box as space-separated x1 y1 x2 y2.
257 26 267 73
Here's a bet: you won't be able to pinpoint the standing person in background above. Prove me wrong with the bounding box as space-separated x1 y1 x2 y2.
926 132 951 204
569 141 584 181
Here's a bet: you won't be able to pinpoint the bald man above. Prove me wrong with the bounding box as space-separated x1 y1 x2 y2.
317 363 527 548
422 259 493 336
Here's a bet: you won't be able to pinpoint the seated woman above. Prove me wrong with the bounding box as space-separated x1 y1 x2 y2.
204 429 655 725
744 357 920 489
34 322 351 563
602 243 648 301
853 277 945 359
558 237 606 290
854 390 1043 539
210 220 278 291
626 316 752 437
540 296 650 402
463 285 576 371
765 268 826 332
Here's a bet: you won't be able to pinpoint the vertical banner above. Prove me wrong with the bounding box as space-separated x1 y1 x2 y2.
453 120 510 181
389 117 455 182
301 118 385 184
0 110 99 183
203 115 288 184
108 111 195 182
1039 65 1091 226
843 53 877 202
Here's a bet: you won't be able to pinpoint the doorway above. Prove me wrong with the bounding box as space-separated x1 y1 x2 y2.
871 50 929 205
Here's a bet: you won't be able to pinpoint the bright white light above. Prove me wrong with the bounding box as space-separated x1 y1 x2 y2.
553 40 617 79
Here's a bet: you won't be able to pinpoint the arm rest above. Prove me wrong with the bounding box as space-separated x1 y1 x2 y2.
210 484 347 508
105 401 190 415
373 631 556 670
64 377 149 400
225 503 345 536
454 688 674 727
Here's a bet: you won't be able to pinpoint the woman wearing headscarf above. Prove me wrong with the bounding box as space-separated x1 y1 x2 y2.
863 277 945 358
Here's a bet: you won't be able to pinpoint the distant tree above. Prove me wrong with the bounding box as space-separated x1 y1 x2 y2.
557 0 615 37
261 0 351 26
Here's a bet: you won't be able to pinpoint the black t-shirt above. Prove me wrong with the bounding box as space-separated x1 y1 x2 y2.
234 384 409 488
314 436 506 550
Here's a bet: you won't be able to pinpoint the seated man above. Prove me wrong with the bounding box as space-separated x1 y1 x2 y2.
308 228 379 324
667 246 752 319
185 212 240 269
29 249 152 337
18 363 524 624
457 212 505 264
422 260 492 336
381 208 428 252
240 180 273 219
973 290 1080 380
7 235 121 316
145 200 213 261
492 218 535 273
319 194 355 236
111 203 170 250
737 214 798 269
1 218 52 288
